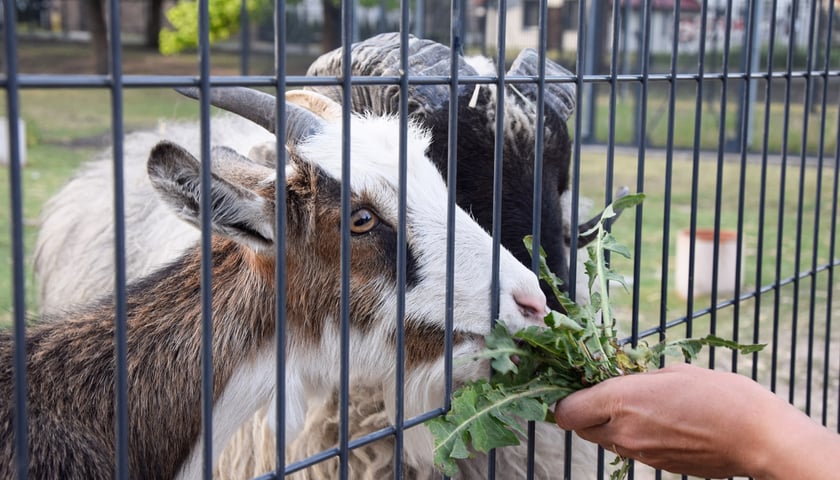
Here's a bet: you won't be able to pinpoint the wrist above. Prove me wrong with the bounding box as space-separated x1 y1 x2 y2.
746 400 839 480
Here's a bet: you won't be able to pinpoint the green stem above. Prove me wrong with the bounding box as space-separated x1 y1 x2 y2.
595 221 611 327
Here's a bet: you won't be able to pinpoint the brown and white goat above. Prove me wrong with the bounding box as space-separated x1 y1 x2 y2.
32 87 599 478
3 102 547 478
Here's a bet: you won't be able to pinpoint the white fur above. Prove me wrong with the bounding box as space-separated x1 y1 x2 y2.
176 347 276 480
296 115 546 340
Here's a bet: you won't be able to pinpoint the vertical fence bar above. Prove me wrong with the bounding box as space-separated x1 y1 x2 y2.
758 0 780 387
602 4 623 476
3 0 27 477
339 0 356 475
798 0 819 416
777 0 797 405
197 0 214 476
489 0 507 330
526 0 549 476
631 0 651 345
106 0 129 477
240 0 250 76
734 0 759 374
568 1 588 476
273 0 289 473
605 3 619 206
818 0 837 428
708 0 735 370
660 0 681 355
831 97 840 434
443 0 463 416
393 15 411 480
628 3 652 477
488 0 508 477
686 0 710 339
659 0 683 459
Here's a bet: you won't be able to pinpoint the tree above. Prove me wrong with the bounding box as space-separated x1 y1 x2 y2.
86 0 166 73
159 0 271 55
159 0 394 56
321 0 341 52
86 0 109 74
146 0 165 49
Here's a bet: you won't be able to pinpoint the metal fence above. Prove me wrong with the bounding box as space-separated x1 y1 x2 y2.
2 0 839 479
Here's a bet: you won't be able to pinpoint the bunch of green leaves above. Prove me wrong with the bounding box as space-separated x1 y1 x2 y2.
425 193 764 479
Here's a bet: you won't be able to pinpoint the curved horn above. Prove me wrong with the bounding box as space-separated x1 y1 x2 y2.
507 48 576 122
305 32 479 119
174 86 325 145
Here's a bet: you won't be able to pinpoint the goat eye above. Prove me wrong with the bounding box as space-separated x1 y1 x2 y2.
350 208 379 234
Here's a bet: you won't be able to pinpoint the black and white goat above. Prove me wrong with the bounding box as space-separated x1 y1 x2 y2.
305 32 624 310
2 96 547 478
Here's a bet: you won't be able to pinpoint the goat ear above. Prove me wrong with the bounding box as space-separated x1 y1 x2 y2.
147 141 276 253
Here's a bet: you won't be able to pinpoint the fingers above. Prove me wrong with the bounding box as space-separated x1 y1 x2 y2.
553 376 623 431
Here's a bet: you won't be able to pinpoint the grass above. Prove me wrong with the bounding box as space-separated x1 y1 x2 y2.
576 82 840 157
0 144 96 325
576 147 839 326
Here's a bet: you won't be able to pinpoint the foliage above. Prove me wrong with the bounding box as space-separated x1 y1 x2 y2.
425 193 765 479
159 0 272 55
159 0 403 55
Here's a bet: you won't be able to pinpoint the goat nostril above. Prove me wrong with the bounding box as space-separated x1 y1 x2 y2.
514 291 548 321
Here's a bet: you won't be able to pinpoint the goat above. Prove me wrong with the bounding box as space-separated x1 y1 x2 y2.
3 96 547 478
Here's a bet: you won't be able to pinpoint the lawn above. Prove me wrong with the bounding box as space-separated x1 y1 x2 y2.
576 81 840 157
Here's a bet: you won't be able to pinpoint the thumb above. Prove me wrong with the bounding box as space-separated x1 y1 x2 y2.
554 378 621 431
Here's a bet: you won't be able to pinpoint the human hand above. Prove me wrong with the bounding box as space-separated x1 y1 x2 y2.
553 363 840 479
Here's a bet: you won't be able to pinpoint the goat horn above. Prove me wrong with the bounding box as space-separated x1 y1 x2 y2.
174 86 324 145
507 49 576 123
573 186 631 247
305 32 477 119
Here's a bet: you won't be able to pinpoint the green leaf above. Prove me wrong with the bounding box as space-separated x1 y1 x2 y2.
612 192 646 212
701 334 767 354
483 323 524 374
601 232 632 258
426 192 762 480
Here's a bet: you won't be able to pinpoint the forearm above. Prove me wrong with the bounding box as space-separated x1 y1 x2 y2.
749 403 840 480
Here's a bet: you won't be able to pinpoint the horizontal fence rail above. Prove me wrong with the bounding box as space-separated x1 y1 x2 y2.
2 0 839 479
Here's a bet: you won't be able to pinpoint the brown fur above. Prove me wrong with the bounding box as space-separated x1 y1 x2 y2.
0 240 274 479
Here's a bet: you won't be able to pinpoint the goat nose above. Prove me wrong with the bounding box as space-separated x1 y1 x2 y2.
513 290 548 322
